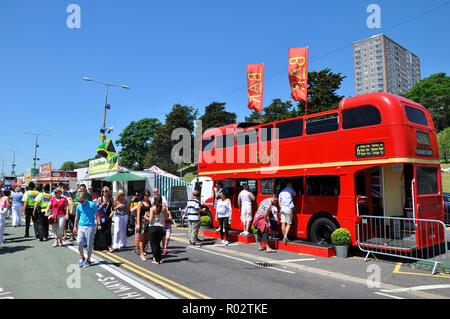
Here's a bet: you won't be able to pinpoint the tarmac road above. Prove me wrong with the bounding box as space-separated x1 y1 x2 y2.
1 217 450 301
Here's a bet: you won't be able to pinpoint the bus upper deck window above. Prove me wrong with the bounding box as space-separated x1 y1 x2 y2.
260 125 273 142
202 136 215 151
306 114 339 135
276 119 303 140
405 105 428 126
216 133 235 149
237 129 258 145
343 105 381 129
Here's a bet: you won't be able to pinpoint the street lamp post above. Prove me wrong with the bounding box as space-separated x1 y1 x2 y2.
5 150 21 175
24 132 50 170
83 77 130 142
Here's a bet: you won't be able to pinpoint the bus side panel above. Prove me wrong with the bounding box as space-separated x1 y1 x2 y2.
303 196 339 216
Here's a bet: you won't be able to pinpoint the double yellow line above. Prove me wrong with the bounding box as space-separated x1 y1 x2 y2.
95 250 210 299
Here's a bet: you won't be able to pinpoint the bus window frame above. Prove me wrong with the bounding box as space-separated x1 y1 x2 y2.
260 178 274 195
342 105 382 130
216 133 236 149
275 118 303 141
236 128 259 146
404 105 429 127
416 166 439 196
305 113 340 135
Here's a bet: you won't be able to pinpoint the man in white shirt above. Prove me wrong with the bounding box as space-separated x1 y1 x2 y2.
151 188 168 206
278 182 296 243
238 183 255 236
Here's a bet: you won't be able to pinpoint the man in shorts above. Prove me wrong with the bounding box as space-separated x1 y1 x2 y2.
73 192 101 268
183 190 205 245
278 182 296 243
238 183 255 236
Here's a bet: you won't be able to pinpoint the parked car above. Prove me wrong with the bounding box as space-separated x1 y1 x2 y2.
443 193 450 225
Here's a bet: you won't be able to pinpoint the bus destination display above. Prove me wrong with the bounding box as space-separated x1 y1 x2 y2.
355 142 385 158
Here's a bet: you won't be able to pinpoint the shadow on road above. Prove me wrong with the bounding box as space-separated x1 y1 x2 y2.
0 245 33 254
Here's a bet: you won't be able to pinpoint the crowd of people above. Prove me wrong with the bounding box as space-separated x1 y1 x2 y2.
0 178 299 265
0 182 176 267
212 180 298 253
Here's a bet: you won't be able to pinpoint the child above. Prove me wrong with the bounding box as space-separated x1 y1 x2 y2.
269 205 279 241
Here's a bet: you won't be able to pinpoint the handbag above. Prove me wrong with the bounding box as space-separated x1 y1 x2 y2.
0 198 8 215
127 214 135 237
48 214 57 224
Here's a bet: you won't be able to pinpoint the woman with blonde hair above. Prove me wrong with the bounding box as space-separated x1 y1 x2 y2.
112 189 129 251
94 186 113 252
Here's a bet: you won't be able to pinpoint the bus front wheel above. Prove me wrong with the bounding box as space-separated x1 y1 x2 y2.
309 217 338 244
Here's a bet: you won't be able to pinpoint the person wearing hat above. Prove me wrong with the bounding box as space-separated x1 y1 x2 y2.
22 182 39 238
33 184 53 241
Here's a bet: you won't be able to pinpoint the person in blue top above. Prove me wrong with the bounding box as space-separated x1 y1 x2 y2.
73 192 101 268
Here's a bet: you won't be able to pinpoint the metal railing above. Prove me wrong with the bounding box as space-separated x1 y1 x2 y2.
357 215 448 274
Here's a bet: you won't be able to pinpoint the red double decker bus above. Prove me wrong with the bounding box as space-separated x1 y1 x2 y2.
196 93 444 248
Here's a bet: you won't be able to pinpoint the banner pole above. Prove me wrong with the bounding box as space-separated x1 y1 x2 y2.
304 98 308 117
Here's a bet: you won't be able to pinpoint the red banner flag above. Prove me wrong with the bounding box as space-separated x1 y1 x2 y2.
288 47 308 102
247 64 264 112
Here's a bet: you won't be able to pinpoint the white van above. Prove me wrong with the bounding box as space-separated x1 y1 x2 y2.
190 176 213 204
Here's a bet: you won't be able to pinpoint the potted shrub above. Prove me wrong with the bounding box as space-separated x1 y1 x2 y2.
331 228 352 258
200 215 212 228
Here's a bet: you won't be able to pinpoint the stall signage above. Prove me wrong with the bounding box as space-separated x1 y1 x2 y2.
51 171 77 178
39 163 51 179
89 157 118 174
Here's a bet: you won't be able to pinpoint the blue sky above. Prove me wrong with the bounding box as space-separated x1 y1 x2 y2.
0 0 449 175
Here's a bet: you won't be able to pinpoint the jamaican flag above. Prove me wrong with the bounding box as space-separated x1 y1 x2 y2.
97 139 117 160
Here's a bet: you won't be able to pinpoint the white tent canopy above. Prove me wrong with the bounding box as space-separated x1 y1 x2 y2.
144 165 180 179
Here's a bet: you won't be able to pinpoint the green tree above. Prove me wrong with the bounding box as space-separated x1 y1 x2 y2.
245 99 295 124
295 68 345 115
244 68 345 122
404 73 450 132
199 102 237 133
60 161 77 171
116 118 162 170
438 127 450 163
145 104 197 174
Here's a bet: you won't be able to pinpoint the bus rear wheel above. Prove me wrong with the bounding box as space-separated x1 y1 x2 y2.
309 217 338 244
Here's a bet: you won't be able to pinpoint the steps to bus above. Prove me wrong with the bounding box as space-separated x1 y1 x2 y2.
202 228 336 258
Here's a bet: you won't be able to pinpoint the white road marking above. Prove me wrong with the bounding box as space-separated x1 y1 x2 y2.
374 292 405 299
189 246 296 274
380 284 450 293
65 244 171 299
272 258 316 263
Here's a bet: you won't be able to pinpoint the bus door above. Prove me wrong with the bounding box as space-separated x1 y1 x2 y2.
234 178 258 229
355 169 371 216
275 176 304 238
212 179 235 227
413 165 444 248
